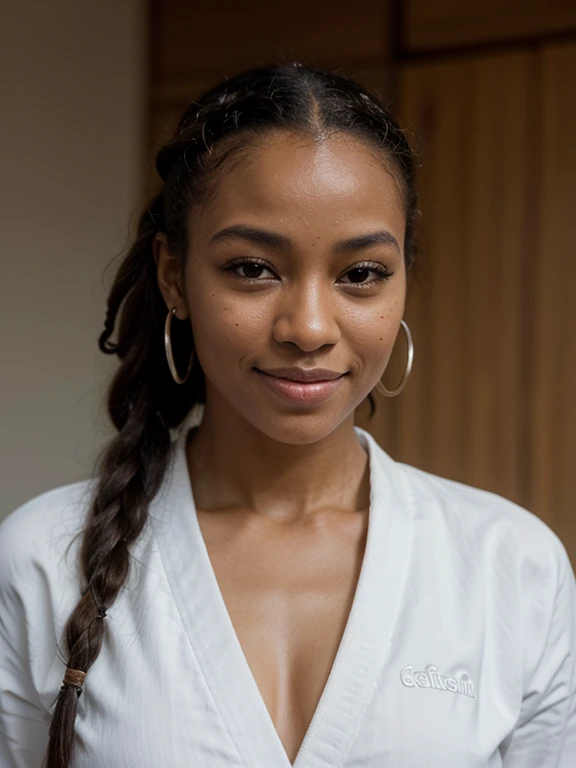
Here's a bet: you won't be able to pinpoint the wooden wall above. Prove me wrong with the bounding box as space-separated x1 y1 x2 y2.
404 0 576 51
530 43 576 555
148 1 576 564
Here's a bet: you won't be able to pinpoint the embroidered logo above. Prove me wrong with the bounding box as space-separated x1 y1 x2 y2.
400 664 475 698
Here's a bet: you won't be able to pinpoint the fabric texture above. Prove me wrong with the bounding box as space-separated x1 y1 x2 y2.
1 414 575 767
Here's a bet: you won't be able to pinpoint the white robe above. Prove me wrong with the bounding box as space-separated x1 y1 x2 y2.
1 414 575 767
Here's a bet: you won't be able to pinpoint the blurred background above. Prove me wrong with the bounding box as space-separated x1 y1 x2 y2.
1 0 575 565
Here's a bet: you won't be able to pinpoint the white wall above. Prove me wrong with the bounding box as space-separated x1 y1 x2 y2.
0 1 147 515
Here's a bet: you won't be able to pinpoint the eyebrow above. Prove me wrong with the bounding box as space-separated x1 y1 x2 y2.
209 224 401 255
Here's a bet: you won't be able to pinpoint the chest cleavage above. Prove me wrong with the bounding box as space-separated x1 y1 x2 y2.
196 507 369 765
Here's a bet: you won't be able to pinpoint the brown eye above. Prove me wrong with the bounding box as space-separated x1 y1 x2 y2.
223 258 277 280
347 267 372 283
339 263 394 287
239 263 267 279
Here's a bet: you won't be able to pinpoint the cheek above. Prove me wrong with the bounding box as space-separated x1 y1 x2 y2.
347 292 404 346
343 293 406 381
188 290 264 367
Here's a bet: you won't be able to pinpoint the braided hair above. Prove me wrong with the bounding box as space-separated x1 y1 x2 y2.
43 61 417 767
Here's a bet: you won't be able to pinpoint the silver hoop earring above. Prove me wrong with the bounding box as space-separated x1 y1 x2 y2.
375 319 414 398
164 307 194 384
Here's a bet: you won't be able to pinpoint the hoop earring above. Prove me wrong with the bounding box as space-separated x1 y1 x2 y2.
164 307 194 384
375 319 414 398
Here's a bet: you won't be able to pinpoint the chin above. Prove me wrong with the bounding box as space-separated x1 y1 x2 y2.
244 410 355 446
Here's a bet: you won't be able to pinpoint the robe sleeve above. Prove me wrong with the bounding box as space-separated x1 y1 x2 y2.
501 537 576 767
0 511 52 768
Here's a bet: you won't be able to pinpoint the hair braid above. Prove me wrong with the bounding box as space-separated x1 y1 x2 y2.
43 196 198 768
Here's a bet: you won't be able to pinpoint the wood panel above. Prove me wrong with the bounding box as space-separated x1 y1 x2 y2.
530 42 576 559
152 0 388 78
405 0 576 52
392 52 532 505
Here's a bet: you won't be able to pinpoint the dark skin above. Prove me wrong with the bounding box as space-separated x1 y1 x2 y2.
154 130 407 763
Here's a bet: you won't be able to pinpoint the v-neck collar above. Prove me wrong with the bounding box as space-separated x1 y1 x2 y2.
151 413 414 768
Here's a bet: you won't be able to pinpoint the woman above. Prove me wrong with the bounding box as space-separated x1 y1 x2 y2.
1 62 574 768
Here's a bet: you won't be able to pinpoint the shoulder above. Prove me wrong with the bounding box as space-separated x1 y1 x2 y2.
0 480 97 713
0 479 96 599
389 457 576 683
395 459 572 589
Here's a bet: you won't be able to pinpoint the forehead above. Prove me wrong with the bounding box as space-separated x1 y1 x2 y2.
193 131 406 238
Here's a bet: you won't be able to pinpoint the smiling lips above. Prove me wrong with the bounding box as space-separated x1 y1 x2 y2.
254 367 348 405
257 366 346 382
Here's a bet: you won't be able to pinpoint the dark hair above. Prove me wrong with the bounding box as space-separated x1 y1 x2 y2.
44 61 417 767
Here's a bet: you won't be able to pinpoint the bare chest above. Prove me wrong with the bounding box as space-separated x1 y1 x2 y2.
196 508 368 764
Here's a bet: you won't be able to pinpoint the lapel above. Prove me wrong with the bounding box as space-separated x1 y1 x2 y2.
151 415 414 768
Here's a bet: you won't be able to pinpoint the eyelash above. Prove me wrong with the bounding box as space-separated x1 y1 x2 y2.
223 258 394 288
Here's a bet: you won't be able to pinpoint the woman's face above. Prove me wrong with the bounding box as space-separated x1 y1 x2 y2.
170 131 407 443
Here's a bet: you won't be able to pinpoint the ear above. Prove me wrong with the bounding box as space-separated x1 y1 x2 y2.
153 233 188 319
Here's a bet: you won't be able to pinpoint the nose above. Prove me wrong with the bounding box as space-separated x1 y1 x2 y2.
272 279 341 352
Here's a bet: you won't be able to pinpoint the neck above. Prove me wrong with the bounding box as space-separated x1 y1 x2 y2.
185 395 370 524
